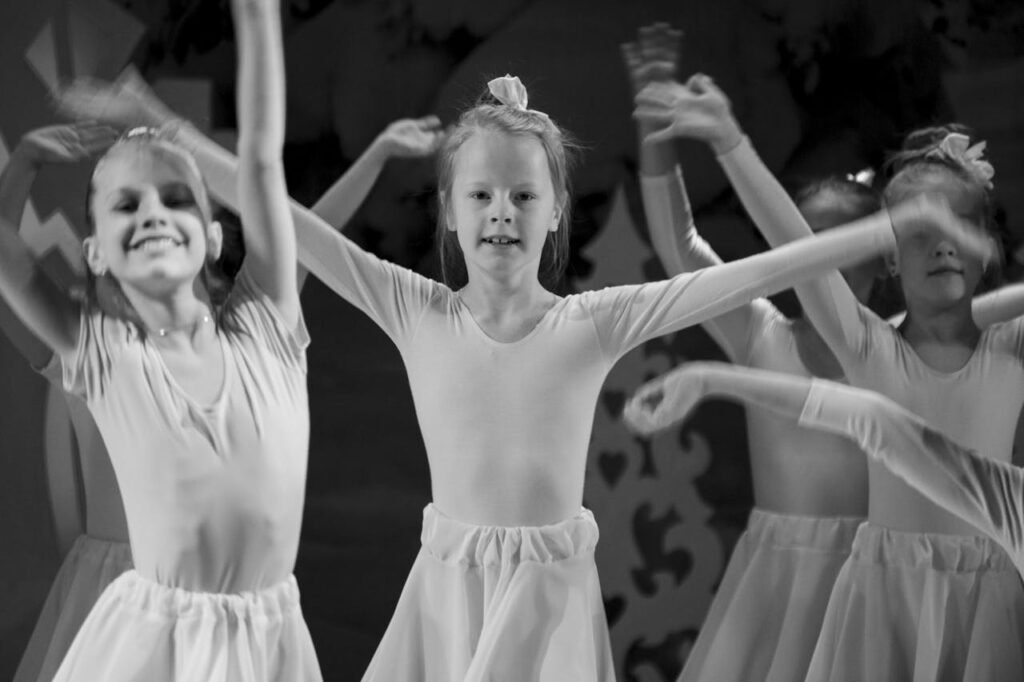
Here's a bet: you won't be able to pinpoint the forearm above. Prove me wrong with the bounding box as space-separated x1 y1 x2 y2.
0 149 38 226
640 172 760 361
232 0 297 317
717 136 813 247
311 137 389 230
0 149 56 366
234 0 284 160
971 283 1024 328
640 170 708 277
0 216 79 358
700 363 813 418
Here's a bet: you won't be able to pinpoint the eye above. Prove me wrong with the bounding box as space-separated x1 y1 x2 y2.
469 190 490 201
163 188 196 208
112 199 138 213
514 192 536 202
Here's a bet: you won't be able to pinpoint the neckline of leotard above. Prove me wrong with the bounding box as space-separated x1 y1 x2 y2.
454 292 565 347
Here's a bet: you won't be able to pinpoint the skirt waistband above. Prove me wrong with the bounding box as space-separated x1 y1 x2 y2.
420 504 599 566
105 570 302 619
849 522 1016 573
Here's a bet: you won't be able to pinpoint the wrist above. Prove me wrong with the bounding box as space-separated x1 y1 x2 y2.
366 134 394 166
710 120 743 156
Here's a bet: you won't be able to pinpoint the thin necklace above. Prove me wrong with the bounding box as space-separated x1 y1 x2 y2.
153 313 212 338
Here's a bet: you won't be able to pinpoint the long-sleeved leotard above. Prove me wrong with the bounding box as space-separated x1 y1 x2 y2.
180 125 902 527
711 137 1024 536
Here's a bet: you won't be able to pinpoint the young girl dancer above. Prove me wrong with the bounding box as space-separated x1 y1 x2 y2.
63 69 990 680
0 0 322 678
636 65 1024 679
0 123 135 682
624 362 1024 579
625 23 1024 682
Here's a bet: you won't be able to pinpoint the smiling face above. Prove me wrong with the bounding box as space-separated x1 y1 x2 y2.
447 130 561 282
85 141 221 298
888 169 987 312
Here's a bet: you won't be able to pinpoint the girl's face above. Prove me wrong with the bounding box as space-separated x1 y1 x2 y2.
799 192 882 302
448 130 561 282
893 175 985 313
85 143 221 298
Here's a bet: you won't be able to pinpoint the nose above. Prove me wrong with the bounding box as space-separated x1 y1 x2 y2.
489 196 513 225
932 240 957 258
139 195 169 230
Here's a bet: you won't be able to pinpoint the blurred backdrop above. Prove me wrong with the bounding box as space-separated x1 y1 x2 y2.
1 1 1023 679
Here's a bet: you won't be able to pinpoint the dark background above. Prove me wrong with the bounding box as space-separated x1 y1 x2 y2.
1 1 1022 680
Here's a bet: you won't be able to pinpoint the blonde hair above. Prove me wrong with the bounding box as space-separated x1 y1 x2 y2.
435 85 579 288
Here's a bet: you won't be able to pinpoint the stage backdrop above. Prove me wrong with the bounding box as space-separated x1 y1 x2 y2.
1 1 1023 680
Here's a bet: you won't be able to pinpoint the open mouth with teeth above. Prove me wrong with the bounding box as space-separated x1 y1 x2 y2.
481 236 521 246
129 236 184 253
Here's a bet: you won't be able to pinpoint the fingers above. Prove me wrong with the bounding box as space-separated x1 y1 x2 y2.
642 125 679 146
634 81 676 107
414 115 443 131
622 395 661 435
621 41 642 72
75 123 121 154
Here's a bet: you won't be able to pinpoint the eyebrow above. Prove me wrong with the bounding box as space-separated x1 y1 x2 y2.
105 181 196 200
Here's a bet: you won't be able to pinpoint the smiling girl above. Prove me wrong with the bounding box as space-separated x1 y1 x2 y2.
0 0 322 678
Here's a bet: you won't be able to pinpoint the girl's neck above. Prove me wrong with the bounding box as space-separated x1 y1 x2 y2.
459 269 554 318
120 280 216 343
900 298 980 346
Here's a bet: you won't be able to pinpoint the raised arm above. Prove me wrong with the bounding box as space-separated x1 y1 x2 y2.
0 211 81 357
0 126 116 359
624 24 759 362
231 0 299 325
634 78 994 368
297 116 443 289
59 77 438 342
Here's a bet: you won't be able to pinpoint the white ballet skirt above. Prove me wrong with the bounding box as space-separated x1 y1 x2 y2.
678 509 862 682
806 523 1024 681
362 504 615 681
14 535 132 682
51 570 321 681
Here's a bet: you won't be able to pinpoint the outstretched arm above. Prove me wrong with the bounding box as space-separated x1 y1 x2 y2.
231 0 299 325
590 193 993 358
800 378 1024 568
625 362 1024 572
886 283 1024 329
625 24 759 362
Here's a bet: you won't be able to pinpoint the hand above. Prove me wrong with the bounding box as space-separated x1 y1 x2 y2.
57 67 176 131
888 193 997 267
623 363 709 435
16 123 119 166
376 116 445 159
622 23 683 95
634 74 742 154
